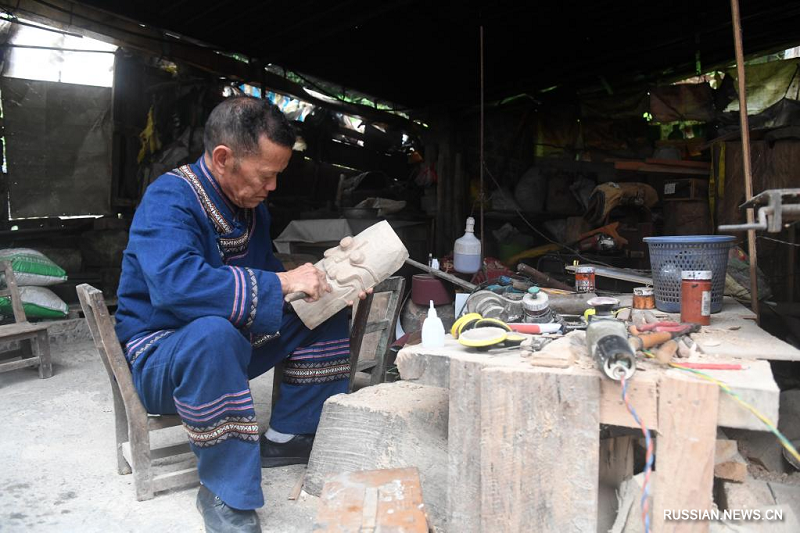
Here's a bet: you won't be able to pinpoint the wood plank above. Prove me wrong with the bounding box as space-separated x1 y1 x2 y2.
615 161 709 175
314 467 429 533
653 372 719 533
684 300 800 361
364 319 391 334
122 441 193 463
397 337 778 431
480 367 600 533
0 322 49 336
599 436 634 488
147 415 183 431
2 261 26 322
600 372 660 432
645 158 712 169
0 356 39 373
151 467 199 493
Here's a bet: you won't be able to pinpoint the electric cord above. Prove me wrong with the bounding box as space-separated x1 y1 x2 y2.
642 350 800 464
621 375 654 533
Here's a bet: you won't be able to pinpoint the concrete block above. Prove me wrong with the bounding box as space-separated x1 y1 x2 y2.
306 382 448 529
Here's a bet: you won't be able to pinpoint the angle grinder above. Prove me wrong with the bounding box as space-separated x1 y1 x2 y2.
585 297 635 380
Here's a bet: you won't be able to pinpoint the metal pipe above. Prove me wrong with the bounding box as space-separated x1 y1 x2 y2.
479 25 485 270
0 44 114 53
405 257 477 291
730 0 760 321
718 207 770 232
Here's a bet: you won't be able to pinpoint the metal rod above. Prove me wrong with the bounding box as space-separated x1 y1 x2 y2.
0 44 114 53
730 0 760 321
0 14 84 38
479 25 485 267
405 257 477 291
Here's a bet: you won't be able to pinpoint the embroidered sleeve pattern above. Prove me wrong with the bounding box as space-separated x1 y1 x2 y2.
228 266 247 327
244 267 258 329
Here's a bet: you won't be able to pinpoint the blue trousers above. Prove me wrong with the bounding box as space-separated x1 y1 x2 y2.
129 309 350 510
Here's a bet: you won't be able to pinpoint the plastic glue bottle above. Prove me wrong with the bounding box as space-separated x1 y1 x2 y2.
421 300 445 348
454 217 482 274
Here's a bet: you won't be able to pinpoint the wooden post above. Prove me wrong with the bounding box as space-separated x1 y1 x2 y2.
653 372 719 532
788 224 796 302
454 152 465 252
480 367 600 532
479 26 485 264
729 0 760 321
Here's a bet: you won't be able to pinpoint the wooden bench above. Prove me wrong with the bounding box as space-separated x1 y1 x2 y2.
0 261 52 379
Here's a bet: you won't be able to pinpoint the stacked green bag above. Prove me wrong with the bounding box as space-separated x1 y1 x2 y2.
0 248 69 318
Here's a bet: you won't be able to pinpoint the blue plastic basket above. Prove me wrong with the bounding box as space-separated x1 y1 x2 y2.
643 236 736 313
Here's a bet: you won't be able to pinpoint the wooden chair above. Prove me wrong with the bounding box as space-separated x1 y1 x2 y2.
272 275 406 406
347 276 406 391
76 284 198 501
0 261 52 379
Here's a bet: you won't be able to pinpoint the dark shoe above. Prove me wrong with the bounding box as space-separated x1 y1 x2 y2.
260 433 314 468
196 484 261 533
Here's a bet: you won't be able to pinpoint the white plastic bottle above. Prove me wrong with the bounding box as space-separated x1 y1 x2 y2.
454 217 482 274
421 300 445 348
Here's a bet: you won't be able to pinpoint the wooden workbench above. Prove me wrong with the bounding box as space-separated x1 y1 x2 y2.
395 297 794 533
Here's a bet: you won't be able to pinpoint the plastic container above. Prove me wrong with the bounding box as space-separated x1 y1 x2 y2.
421 300 445 348
681 270 712 325
454 217 482 274
411 274 451 306
644 236 735 313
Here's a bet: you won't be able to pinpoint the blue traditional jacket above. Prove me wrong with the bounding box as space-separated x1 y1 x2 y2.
115 156 285 362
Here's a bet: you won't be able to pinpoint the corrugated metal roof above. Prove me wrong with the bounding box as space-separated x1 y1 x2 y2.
68 0 800 107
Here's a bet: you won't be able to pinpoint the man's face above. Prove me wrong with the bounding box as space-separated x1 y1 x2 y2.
213 135 293 209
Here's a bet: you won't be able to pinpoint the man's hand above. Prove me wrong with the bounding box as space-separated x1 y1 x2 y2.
277 263 331 302
347 287 373 307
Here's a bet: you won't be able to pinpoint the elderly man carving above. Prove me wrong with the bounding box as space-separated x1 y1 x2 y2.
115 96 366 532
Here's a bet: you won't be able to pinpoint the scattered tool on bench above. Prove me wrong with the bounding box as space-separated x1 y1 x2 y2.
628 322 700 351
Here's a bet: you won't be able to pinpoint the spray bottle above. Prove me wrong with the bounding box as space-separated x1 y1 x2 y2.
421 300 445 348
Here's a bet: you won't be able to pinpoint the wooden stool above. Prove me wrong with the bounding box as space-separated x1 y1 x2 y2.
0 261 52 379
76 284 198 501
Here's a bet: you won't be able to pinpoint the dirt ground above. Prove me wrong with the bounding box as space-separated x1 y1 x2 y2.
0 339 319 532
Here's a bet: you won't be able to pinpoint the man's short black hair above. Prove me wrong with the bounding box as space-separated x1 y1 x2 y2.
204 96 296 156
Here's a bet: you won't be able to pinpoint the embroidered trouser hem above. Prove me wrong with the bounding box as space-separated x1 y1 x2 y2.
130 310 350 510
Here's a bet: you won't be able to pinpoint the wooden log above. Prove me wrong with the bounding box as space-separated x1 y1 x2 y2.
480 367 600 533
653 372 720 532
447 357 485 532
306 382 448 529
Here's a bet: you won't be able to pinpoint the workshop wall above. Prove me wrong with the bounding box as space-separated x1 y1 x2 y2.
2 77 113 218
